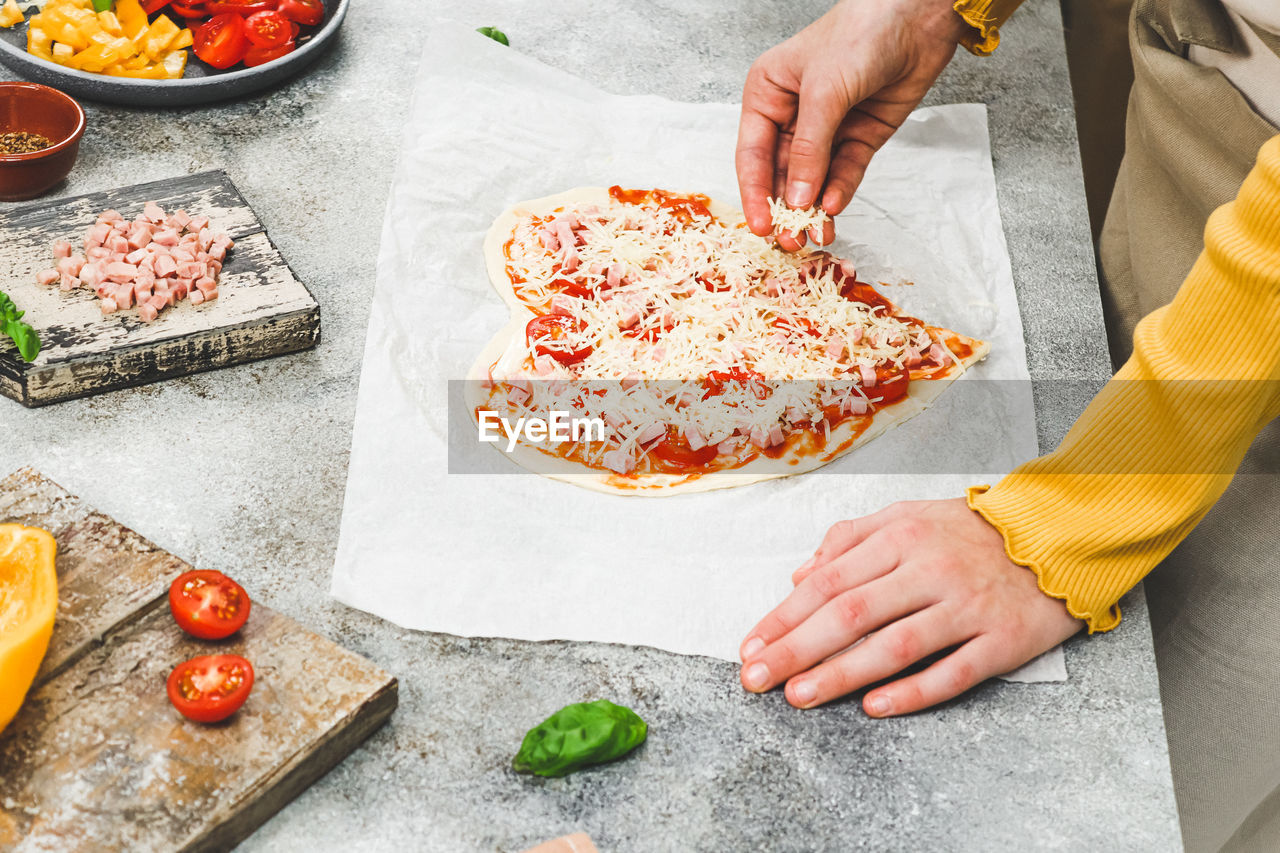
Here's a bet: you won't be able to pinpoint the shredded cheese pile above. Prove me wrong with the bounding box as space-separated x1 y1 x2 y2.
768 197 830 237
490 190 954 473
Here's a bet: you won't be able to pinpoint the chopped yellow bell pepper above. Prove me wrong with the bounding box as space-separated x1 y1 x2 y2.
0 0 23 29
26 0 192 78
162 47 186 78
0 525 58 735
115 0 147 39
138 13 179 60
97 10 123 37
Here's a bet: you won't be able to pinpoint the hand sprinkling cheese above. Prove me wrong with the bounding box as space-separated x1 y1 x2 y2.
767 197 830 244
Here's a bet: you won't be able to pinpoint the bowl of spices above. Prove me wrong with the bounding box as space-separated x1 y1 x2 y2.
0 82 85 202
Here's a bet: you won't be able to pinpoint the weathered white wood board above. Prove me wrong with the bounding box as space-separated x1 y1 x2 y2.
0 469 397 852
0 171 321 407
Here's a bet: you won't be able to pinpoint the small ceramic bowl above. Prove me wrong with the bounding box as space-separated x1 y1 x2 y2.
0 82 85 202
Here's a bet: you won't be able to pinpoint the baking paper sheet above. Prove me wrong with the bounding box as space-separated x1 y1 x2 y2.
332 26 1065 682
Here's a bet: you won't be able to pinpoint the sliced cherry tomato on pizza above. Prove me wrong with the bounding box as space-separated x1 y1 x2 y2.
167 654 255 723
206 0 276 15
277 0 323 26
169 0 207 17
244 9 291 47
194 13 250 68
244 38 296 66
872 363 909 404
169 569 251 640
550 277 593 299
771 317 823 338
650 428 719 469
526 314 593 365
702 366 769 401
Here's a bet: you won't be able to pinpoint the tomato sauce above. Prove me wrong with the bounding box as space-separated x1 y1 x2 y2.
608 186 714 225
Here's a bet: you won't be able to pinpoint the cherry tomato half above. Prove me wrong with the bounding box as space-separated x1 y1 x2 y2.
526 314 593 365
649 428 719 469
206 0 277 15
245 10 291 47
169 0 207 18
550 277 593 299
169 569 251 640
872 364 909 404
244 38 296 66
194 13 250 69
277 0 323 27
142 0 172 13
167 654 255 723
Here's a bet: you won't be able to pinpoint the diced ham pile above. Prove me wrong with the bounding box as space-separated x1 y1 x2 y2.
37 201 234 323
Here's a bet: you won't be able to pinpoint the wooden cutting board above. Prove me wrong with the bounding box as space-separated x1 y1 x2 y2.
0 468 397 852
0 171 320 407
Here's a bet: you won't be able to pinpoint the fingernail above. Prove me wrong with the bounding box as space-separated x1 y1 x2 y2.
787 181 816 207
797 557 816 573
741 637 765 659
791 680 817 706
744 662 770 690
866 694 891 716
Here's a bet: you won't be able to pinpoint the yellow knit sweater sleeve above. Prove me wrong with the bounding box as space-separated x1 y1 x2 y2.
953 0 1027 55
968 135 1280 633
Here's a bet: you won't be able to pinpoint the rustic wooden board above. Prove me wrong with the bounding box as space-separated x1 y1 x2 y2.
0 469 397 852
0 171 321 407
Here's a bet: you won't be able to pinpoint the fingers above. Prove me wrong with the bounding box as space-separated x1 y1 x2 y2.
748 530 900 659
863 634 1001 717
736 107 782 238
793 506 897 585
782 605 975 708
741 568 931 694
819 135 877 216
784 78 851 210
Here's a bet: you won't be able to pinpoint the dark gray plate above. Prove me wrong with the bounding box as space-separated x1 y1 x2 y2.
0 0 347 106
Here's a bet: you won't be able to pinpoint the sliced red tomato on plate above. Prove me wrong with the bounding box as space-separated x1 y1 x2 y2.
206 0 277 15
525 314 593 365
244 38 296 66
194 13 250 69
244 9 291 47
169 0 207 18
277 0 322 27
169 569 251 640
167 654 255 723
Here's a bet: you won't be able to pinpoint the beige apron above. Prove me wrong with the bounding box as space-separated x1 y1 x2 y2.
1090 0 1280 850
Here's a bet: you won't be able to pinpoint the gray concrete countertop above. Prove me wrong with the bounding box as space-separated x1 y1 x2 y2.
0 1 1179 850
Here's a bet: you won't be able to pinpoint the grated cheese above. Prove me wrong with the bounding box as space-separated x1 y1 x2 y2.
768 197 830 237
488 189 955 471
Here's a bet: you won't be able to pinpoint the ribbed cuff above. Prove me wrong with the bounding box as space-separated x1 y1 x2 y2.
953 0 1025 56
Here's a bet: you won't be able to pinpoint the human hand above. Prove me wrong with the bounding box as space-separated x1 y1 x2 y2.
736 0 969 249
738 498 1083 715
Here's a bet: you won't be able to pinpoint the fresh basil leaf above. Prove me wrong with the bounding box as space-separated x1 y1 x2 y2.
513 699 647 778
0 291 41 363
476 26 509 46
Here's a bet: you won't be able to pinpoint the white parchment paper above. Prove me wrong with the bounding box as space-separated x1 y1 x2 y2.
332 26 1064 682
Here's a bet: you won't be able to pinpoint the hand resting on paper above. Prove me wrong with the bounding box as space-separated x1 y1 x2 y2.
735 0 969 251
738 499 1082 715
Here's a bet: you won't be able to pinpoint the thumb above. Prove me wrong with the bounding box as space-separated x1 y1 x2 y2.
784 76 855 208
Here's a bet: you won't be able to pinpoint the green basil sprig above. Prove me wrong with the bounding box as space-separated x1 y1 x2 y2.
0 291 41 363
476 26 509 46
513 699 647 778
